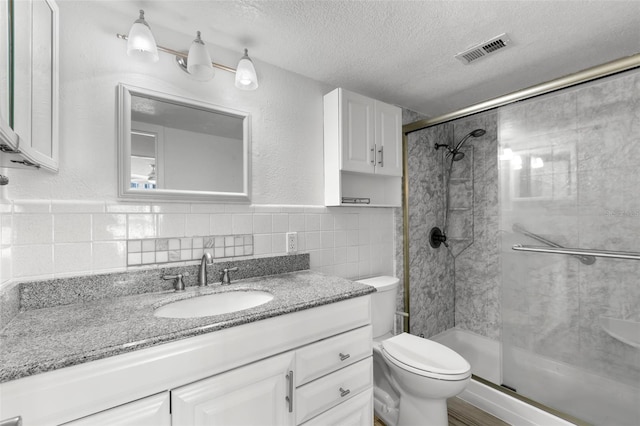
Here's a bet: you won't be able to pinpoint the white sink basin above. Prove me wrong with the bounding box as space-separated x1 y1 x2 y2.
154 290 274 319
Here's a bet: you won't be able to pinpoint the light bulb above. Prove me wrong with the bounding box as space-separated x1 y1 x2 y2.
187 31 214 81
126 10 159 62
235 49 259 90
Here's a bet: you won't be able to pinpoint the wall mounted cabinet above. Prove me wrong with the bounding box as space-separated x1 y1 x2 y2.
0 0 59 172
324 88 402 207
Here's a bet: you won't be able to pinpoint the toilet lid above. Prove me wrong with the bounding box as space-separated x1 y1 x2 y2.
381 333 471 379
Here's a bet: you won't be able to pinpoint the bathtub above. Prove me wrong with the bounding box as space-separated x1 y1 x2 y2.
431 328 576 426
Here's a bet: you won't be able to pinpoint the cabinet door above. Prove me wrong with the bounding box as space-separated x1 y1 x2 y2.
60 392 170 426
3 0 58 171
172 351 295 426
340 90 375 174
374 101 402 177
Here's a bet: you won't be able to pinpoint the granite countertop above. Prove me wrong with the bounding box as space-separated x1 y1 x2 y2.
0 271 375 383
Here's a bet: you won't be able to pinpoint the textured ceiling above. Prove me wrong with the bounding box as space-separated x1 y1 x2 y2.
102 0 640 118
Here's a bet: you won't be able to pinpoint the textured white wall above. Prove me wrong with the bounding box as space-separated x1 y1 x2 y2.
6 1 331 205
0 2 397 285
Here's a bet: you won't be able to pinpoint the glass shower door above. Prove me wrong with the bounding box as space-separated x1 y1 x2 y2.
498 69 640 426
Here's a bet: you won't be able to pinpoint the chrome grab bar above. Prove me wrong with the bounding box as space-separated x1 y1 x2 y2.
512 223 596 265
512 245 640 261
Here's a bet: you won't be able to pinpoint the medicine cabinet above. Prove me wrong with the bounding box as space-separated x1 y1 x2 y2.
0 0 59 172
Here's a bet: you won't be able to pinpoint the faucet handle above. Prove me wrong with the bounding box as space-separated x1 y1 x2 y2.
162 273 187 291
219 267 239 284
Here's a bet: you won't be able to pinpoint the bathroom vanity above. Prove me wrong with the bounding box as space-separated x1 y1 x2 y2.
0 270 375 426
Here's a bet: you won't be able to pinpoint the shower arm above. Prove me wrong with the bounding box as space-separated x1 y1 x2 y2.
434 143 452 152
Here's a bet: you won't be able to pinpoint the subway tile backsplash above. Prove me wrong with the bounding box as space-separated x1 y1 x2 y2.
126 235 254 266
1 202 396 283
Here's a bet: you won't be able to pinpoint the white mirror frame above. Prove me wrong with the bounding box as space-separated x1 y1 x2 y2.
117 83 251 203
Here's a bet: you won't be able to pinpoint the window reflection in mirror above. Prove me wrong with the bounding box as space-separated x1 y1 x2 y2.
130 130 158 190
118 84 251 202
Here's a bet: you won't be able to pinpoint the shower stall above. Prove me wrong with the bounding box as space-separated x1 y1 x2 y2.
399 62 640 425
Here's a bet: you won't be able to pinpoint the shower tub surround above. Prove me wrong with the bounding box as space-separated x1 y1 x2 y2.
396 111 500 339
0 254 376 382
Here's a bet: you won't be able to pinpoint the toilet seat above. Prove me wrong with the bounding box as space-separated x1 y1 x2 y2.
381 333 471 381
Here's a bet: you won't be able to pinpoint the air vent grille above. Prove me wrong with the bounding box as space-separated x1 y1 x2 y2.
455 33 512 65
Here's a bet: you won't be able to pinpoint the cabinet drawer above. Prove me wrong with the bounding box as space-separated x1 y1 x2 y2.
59 392 170 426
295 326 372 386
301 387 373 426
295 357 373 424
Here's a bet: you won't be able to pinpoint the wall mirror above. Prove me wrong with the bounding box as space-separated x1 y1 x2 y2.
118 84 251 202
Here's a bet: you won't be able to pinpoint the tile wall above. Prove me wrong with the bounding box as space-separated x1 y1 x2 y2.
0 202 396 283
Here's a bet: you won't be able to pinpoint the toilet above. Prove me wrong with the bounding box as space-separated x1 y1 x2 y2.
357 276 471 426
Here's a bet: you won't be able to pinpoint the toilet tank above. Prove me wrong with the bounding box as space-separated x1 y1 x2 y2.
356 276 399 339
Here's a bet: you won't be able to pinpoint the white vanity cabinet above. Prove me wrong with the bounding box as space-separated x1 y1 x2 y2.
324 88 402 207
0 0 59 172
0 296 373 426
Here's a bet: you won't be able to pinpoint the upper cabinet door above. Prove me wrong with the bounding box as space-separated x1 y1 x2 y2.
340 90 375 174
2 0 59 172
374 100 402 177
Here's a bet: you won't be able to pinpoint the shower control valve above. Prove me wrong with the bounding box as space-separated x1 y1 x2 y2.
429 227 448 249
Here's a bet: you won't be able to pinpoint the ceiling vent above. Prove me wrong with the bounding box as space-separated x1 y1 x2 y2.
455 33 512 65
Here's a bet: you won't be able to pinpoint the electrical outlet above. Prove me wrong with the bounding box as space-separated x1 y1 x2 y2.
286 232 297 253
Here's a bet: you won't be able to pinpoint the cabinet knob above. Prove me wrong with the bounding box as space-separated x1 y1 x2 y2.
339 387 351 397
339 352 350 361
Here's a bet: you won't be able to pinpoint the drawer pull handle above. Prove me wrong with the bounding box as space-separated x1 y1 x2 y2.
339 352 350 361
339 387 351 397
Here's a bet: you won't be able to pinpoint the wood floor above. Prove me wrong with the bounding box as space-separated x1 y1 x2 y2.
374 397 510 426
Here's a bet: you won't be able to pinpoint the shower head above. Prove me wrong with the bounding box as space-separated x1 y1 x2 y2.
453 128 486 152
451 151 466 161
445 128 486 161
435 128 486 161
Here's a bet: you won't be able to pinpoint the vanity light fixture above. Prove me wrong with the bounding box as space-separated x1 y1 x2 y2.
118 9 259 90
186 31 214 81
235 49 259 90
126 10 159 62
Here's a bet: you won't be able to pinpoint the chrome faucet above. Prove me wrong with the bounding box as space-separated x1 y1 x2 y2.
198 253 213 286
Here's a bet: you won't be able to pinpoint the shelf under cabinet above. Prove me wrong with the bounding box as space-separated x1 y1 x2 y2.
326 171 401 207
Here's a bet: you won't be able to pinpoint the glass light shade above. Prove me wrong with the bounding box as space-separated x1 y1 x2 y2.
235 49 259 90
187 31 214 81
126 10 159 62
